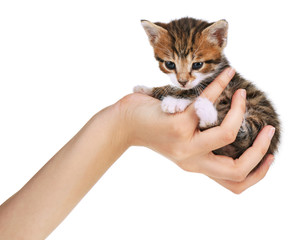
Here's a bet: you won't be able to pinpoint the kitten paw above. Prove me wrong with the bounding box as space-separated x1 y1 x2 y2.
194 97 218 128
161 96 192 113
133 85 152 96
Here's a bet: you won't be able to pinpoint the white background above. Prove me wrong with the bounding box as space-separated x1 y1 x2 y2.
0 0 293 239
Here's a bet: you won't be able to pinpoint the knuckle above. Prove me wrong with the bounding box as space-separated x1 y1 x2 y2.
170 122 190 139
177 161 190 172
235 90 246 109
230 187 244 195
259 146 268 157
233 172 246 182
177 159 199 173
222 128 237 144
237 101 246 115
170 124 184 138
171 146 189 161
215 76 228 90
241 98 246 112
231 165 247 182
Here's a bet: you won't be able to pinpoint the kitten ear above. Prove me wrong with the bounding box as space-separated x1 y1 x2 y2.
202 20 228 48
141 20 168 46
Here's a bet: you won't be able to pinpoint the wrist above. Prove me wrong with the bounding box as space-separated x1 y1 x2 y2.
87 101 131 163
106 98 133 149
114 93 162 148
113 94 143 147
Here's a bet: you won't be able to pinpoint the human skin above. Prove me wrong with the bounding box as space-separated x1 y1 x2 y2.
0 68 275 239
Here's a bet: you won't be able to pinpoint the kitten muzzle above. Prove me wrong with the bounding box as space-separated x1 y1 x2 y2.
178 79 188 87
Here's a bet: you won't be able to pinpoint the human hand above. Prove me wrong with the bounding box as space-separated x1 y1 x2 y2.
118 68 275 193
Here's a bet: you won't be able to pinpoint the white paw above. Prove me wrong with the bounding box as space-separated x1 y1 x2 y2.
161 96 192 113
133 85 152 95
194 97 218 128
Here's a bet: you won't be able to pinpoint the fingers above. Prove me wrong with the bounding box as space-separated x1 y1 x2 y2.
197 89 246 151
198 125 275 181
233 125 275 176
200 67 235 103
211 154 274 194
186 67 235 114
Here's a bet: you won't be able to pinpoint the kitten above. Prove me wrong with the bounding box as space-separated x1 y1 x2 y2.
134 17 280 162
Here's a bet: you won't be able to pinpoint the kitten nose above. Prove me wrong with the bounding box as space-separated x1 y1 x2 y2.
178 80 188 87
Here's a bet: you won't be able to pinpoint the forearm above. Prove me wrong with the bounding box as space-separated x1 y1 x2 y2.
0 104 128 239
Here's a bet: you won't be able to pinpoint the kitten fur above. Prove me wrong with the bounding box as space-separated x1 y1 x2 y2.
134 17 280 163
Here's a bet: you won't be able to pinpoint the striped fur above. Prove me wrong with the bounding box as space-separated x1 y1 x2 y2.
139 17 280 164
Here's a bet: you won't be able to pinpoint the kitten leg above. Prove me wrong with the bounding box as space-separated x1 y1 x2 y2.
134 85 182 100
161 96 192 113
194 97 218 129
133 85 153 96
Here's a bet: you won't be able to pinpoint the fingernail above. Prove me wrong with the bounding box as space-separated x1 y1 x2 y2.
240 89 246 99
268 127 275 139
227 67 235 78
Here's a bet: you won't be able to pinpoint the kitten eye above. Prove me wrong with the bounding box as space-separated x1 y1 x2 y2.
192 62 203 70
165 61 176 70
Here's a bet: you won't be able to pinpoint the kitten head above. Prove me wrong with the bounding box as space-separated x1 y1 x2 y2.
141 17 228 89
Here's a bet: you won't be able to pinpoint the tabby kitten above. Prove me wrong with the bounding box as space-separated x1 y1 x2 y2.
134 17 280 160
